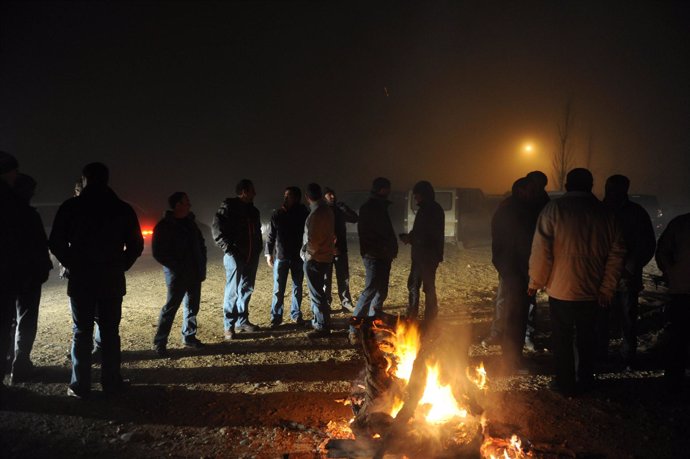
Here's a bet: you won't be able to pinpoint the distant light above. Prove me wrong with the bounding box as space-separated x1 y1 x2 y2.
524 144 533 152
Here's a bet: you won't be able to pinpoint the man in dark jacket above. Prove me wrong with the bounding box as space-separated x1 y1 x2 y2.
265 186 309 328
9 173 53 383
324 187 358 313
1 152 23 400
349 177 398 344
152 192 207 356
597 175 656 369
49 162 143 398
213 179 262 339
400 180 444 322
491 177 538 370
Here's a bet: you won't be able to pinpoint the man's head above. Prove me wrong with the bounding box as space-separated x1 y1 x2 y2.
236 179 256 203
512 177 536 201
526 170 548 190
82 162 109 188
0 151 19 187
73 179 83 197
14 173 37 203
324 187 336 205
284 186 302 208
565 168 594 193
412 180 435 205
371 177 391 198
168 191 191 218
605 174 630 199
305 183 322 203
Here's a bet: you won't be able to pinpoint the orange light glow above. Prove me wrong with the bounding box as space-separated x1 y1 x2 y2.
141 229 153 239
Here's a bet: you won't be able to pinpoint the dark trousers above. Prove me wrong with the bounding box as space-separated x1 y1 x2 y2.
549 297 598 392
665 294 690 391
595 289 639 365
11 288 42 375
406 259 439 321
500 276 531 366
325 254 354 309
270 258 304 325
304 260 331 331
350 257 392 332
153 269 201 347
0 293 14 379
69 294 123 393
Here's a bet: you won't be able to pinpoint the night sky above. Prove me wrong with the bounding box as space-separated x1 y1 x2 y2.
2 1 689 221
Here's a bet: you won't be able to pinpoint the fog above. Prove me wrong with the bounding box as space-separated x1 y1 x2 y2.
2 1 689 224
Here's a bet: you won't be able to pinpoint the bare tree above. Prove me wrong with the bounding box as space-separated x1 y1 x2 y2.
552 99 576 191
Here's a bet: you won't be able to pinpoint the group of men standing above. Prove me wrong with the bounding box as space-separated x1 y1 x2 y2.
489 167 689 396
2 150 689 401
214 177 445 342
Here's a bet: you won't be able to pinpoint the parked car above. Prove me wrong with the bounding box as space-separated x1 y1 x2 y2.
404 187 491 248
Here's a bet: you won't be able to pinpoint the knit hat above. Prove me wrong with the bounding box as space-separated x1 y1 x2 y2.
0 151 19 174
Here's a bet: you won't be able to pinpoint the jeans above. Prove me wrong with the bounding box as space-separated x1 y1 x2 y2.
350 257 391 332
69 294 123 393
525 294 537 341
325 254 354 310
11 288 42 375
222 253 259 331
595 289 638 365
270 258 304 325
154 268 202 347
488 276 506 339
406 259 439 321
304 259 331 331
549 297 598 392
664 294 690 391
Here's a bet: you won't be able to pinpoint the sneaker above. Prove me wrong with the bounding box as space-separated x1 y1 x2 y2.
307 328 331 339
183 337 205 349
269 322 281 330
224 329 236 341
236 322 260 333
292 317 306 326
481 334 501 349
523 338 536 353
67 385 89 399
152 344 168 357
348 331 360 346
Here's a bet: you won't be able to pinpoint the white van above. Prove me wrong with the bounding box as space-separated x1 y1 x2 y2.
404 188 491 247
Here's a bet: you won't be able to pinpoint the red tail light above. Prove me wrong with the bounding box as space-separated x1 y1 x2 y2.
142 229 154 239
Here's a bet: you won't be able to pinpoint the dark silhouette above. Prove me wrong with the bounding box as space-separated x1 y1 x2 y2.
349 177 398 344
8 173 53 384
400 180 444 322
152 192 207 356
523 170 551 352
596 175 656 369
490 177 538 371
265 186 309 328
655 212 690 393
528 168 625 396
300 183 335 338
49 162 144 398
212 179 263 339
323 187 358 313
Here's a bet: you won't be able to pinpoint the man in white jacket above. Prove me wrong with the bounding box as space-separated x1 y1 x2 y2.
528 168 625 396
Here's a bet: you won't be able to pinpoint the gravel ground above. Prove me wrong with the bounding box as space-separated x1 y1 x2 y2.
1 242 688 458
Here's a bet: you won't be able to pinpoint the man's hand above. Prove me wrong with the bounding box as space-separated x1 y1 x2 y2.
527 287 538 296
598 292 613 308
265 254 274 268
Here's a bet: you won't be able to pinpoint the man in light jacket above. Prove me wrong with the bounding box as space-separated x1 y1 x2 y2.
528 168 625 396
301 183 335 338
